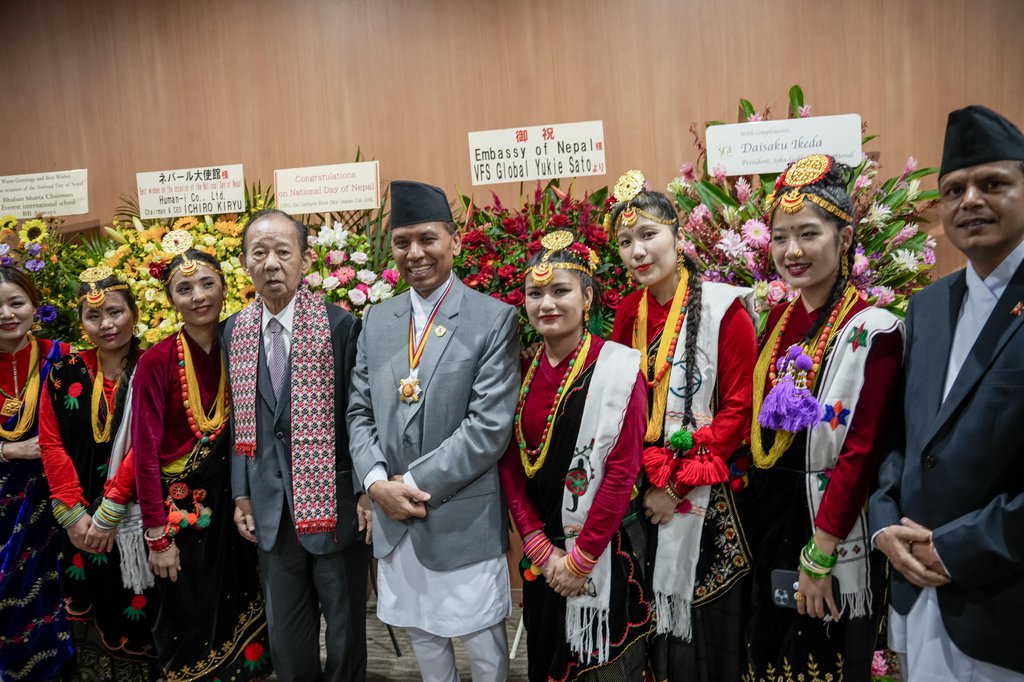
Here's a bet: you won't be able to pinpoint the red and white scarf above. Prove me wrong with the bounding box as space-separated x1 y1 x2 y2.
229 286 337 535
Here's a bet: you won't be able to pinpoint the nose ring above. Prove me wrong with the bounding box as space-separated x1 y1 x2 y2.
794 248 803 258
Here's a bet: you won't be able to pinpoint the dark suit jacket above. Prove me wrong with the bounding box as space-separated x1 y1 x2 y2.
224 302 363 555
870 263 1024 673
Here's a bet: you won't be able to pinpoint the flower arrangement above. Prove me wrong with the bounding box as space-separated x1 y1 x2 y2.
302 223 404 312
667 86 940 325
453 181 631 346
0 214 88 343
871 649 900 681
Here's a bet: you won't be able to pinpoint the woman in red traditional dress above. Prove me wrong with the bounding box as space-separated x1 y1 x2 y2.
0 266 74 681
39 267 161 680
608 170 758 682
499 231 654 681
745 155 903 681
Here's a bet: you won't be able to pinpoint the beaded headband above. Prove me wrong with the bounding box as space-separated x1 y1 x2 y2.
528 230 600 286
161 230 205 282
606 169 677 231
77 265 130 308
767 154 855 224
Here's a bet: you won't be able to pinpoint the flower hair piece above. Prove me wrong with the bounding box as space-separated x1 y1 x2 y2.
528 230 599 286
769 154 854 223
77 265 129 308
606 169 677 231
161 229 199 282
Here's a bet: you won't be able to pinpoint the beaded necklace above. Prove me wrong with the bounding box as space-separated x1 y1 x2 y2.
516 332 591 478
89 352 118 444
0 336 41 442
751 285 859 468
175 332 229 444
633 270 689 443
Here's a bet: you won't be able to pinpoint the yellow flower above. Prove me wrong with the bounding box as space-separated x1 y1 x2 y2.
0 215 17 231
140 225 168 242
172 216 199 231
215 219 242 236
18 219 49 244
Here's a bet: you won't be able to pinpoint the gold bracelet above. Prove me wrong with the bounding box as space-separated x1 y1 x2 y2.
0 441 8 464
664 483 683 504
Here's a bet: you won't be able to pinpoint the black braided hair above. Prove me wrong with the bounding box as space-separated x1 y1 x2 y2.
76 277 141 434
770 159 857 345
524 244 601 330
608 189 704 428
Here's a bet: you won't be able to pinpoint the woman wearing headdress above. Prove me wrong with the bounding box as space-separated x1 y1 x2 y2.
38 266 161 680
608 170 758 682
0 266 74 681
96 231 270 680
498 231 654 681
745 155 902 680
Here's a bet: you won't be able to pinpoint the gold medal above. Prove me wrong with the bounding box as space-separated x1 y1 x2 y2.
1 398 23 418
398 376 421 404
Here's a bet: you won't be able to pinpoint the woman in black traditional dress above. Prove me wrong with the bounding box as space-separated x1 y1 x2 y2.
39 266 161 680
498 230 653 682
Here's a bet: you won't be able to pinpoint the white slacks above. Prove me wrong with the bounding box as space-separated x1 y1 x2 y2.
406 620 509 682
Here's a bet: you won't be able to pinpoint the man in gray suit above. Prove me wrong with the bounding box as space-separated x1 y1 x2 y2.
226 209 371 681
871 106 1024 679
348 181 519 682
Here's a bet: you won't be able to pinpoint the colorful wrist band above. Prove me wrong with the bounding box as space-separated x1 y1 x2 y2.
92 498 127 530
51 501 87 529
564 544 598 578
664 483 683 504
804 537 837 568
523 533 555 567
145 532 173 553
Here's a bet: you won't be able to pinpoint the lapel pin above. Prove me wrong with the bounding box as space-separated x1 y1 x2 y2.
1012 301 1023 317
435 324 447 337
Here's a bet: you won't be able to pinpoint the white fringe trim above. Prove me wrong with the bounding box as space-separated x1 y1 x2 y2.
566 605 610 665
117 503 155 593
655 591 694 641
840 585 872 620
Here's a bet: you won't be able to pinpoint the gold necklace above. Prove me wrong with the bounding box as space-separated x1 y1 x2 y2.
90 352 118 444
0 336 41 441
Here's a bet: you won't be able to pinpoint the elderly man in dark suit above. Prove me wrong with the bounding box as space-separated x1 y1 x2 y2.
226 208 371 681
871 106 1024 680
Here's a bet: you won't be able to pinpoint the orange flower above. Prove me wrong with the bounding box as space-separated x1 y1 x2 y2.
172 216 199 231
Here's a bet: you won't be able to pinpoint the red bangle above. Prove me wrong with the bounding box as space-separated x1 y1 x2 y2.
145 533 173 553
522 533 554 567
564 544 598 578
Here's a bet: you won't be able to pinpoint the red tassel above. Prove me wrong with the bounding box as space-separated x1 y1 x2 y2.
643 446 674 488
235 442 257 458
677 454 730 486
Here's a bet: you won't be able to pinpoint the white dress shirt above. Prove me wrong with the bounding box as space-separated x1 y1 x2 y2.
261 296 296 357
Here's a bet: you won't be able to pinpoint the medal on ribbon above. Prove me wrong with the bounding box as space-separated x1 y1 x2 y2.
399 278 454 404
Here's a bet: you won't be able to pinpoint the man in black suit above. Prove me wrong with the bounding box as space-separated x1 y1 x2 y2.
871 105 1024 680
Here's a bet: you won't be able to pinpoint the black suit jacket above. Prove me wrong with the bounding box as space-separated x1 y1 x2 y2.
870 263 1024 673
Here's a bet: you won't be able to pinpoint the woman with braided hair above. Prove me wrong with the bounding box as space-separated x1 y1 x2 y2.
608 171 758 682
498 231 654 681
744 154 903 680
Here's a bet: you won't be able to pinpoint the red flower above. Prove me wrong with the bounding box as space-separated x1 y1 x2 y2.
71 553 84 569
131 595 147 610
505 289 525 306
550 213 570 228
497 265 516 280
478 266 494 286
148 261 166 280
602 290 621 309
583 225 609 247
244 642 264 661
526 240 542 256
67 382 83 399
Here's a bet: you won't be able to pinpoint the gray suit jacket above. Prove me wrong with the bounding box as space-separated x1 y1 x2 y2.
225 303 363 555
347 278 519 571
870 264 1024 673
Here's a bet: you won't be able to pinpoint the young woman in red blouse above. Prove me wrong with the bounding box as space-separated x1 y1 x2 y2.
39 267 160 680
498 231 653 681
745 155 903 681
608 171 757 682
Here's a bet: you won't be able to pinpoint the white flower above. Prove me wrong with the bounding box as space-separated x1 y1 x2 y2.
891 249 920 273
368 280 393 303
348 287 368 306
752 280 770 300
104 249 116 260
203 235 217 247
315 226 349 249
220 260 234 273
357 269 377 284
158 318 174 329
667 177 687 195
714 230 748 259
132 217 145 231
144 289 157 302
861 202 893 227
305 272 323 288
906 178 921 201
720 206 739 228
350 251 369 265
322 276 340 290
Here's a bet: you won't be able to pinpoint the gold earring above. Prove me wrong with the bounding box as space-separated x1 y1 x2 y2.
676 244 685 271
841 253 850 278
584 303 591 329
626 271 634 287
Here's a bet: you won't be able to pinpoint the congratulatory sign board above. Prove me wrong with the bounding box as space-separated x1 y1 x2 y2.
468 120 606 186
275 161 380 214
0 169 89 218
137 164 246 219
707 114 862 176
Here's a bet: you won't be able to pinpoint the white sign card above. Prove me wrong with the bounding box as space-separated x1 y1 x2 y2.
468 120 606 186
706 114 862 176
136 164 245 219
0 169 89 219
274 161 381 214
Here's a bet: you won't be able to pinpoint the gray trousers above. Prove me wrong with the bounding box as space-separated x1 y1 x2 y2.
258 509 370 682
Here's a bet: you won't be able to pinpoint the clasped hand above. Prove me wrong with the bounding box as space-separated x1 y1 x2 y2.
876 517 950 588
368 476 430 521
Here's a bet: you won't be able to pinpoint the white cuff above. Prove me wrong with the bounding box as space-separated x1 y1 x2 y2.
363 464 389 492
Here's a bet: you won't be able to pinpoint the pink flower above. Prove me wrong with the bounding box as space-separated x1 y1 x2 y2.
871 651 887 677
746 112 764 122
687 204 712 229
712 165 727 183
798 105 812 118
766 280 790 306
347 288 367 306
355 282 370 295
852 252 870 277
870 286 896 306
735 177 752 204
382 268 400 286
890 223 919 247
326 249 347 266
681 239 698 260
678 162 696 183
715 230 748 259
741 219 770 248
854 175 873 191
304 272 323 288
333 266 355 286
904 156 919 175
923 247 936 265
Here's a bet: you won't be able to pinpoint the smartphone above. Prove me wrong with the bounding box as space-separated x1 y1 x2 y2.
770 568 841 609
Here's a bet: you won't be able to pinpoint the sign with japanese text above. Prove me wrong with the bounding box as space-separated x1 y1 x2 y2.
706 114 862 176
0 169 88 219
136 164 245 219
468 120 606 186
274 161 380 214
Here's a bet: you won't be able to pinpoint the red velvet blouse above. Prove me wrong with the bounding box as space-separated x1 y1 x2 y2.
0 336 68 436
611 288 758 499
498 336 649 559
760 298 903 539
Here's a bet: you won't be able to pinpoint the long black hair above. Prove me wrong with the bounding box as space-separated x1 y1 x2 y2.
609 190 704 429
76 276 141 435
770 160 857 345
